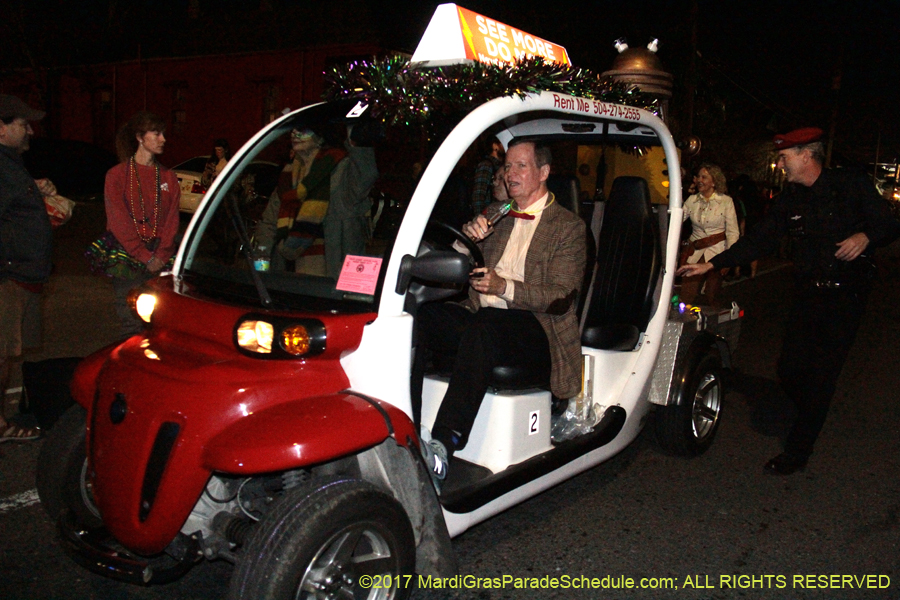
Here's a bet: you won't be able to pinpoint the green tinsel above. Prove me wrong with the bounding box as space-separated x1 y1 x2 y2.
323 56 657 127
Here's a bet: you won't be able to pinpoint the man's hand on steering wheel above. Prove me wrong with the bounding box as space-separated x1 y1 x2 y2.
426 219 505 294
460 215 507 295
425 219 485 270
469 267 507 295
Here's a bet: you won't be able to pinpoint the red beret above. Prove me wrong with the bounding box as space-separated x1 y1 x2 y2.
773 127 823 149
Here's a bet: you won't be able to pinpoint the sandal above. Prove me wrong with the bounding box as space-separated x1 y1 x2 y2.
0 424 42 443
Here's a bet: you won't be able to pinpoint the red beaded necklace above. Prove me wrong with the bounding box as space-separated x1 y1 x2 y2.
125 155 162 251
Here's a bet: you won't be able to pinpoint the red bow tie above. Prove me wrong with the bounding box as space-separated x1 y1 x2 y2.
508 210 535 220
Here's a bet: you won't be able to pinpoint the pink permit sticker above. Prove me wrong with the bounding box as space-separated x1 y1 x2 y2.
336 255 383 295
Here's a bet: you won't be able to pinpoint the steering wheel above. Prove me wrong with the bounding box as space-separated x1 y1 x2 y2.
425 219 484 270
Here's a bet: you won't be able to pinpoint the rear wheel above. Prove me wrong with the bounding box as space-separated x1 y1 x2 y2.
654 352 724 456
35 404 102 527
229 477 415 600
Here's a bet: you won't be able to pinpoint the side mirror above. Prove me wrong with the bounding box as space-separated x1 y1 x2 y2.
395 251 470 294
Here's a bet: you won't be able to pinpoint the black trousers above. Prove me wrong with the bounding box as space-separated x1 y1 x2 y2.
777 283 870 458
411 303 551 451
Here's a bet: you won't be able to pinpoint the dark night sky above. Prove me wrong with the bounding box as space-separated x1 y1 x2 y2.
3 0 898 165
405 0 900 165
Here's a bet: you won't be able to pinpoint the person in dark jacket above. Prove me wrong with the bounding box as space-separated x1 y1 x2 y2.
678 127 898 475
0 95 51 441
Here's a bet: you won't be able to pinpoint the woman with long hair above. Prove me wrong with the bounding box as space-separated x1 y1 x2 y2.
679 162 739 306
102 111 181 336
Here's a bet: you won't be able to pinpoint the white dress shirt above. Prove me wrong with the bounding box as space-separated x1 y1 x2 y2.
480 193 549 308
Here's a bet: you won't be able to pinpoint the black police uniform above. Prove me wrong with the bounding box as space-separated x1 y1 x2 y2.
710 168 896 461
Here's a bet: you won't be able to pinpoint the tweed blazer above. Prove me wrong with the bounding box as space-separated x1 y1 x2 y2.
462 194 587 399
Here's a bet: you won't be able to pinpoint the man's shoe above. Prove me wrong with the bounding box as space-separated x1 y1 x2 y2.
763 452 808 475
421 439 449 493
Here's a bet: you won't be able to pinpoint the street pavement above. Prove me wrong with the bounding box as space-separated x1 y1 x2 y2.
1 205 899 599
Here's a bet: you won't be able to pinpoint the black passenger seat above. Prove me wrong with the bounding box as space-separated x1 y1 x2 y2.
580 176 661 351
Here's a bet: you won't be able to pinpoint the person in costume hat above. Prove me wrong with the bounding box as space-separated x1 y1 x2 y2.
255 126 347 273
678 126 898 475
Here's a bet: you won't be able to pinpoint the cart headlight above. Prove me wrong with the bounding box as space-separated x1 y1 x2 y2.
234 315 326 358
236 320 274 353
131 292 157 323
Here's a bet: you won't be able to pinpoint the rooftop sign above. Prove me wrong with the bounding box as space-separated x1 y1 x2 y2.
410 3 570 67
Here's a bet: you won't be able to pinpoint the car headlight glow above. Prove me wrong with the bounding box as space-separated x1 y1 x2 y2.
236 320 274 353
135 293 157 323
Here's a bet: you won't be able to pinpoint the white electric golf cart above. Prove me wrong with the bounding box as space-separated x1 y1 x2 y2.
40 8 740 600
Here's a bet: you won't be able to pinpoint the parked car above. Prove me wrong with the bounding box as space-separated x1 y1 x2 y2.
175 156 279 214
173 156 212 213
38 77 740 600
23 138 118 202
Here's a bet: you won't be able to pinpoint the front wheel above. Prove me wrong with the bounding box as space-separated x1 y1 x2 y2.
229 477 416 600
35 404 103 528
654 352 724 456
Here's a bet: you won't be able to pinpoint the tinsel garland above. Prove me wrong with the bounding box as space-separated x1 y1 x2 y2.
323 55 657 126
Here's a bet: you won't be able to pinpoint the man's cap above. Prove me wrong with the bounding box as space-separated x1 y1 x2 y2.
0 94 45 122
773 127 823 150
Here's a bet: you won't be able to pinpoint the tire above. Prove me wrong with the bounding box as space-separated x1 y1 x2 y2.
654 352 724 456
229 477 416 600
35 404 103 528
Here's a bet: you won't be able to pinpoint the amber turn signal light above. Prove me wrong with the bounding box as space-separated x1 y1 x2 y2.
280 325 311 356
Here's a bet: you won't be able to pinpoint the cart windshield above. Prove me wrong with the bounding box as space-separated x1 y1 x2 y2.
179 96 672 313
179 101 424 312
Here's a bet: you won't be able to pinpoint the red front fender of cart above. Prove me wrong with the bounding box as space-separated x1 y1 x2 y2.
202 393 401 474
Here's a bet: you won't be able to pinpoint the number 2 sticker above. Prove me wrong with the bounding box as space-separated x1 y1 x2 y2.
529 410 539 435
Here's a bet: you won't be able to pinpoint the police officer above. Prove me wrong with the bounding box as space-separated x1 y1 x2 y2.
678 127 897 475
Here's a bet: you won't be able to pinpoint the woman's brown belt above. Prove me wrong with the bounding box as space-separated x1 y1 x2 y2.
692 231 726 250
679 231 726 266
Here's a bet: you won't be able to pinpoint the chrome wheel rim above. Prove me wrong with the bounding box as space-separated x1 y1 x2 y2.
691 372 721 440
79 458 102 520
295 522 399 600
